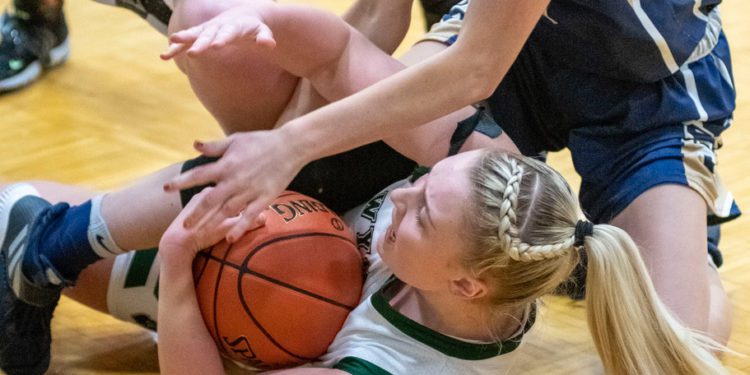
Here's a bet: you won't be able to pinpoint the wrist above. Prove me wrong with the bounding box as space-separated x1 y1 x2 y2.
159 245 198 269
276 122 320 170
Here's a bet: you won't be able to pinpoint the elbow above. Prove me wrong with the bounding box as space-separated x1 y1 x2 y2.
445 41 509 102
461 58 503 103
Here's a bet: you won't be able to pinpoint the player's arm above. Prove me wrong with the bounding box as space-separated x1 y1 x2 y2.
157 190 247 375
237 2 520 163
281 0 549 158
166 0 548 235
158 252 224 375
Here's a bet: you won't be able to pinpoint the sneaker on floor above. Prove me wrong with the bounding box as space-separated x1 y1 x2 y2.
0 184 68 375
0 7 69 93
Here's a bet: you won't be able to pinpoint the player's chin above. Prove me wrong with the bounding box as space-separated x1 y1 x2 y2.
377 234 393 259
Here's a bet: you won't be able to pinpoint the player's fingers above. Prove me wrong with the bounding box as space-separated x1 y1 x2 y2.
183 179 243 229
203 205 243 238
169 25 203 44
254 23 276 49
183 189 227 229
163 163 221 193
213 24 239 47
252 212 267 230
226 199 268 242
226 217 252 243
188 24 220 56
214 215 243 238
160 42 190 60
222 193 250 217
180 187 214 214
194 138 232 158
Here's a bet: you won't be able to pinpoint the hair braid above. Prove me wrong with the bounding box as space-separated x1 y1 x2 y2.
510 237 577 262
493 156 575 262
496 157 523 258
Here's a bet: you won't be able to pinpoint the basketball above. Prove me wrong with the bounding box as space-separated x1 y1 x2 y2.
192 191 364 370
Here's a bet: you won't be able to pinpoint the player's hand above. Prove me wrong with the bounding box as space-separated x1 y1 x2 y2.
159 187 266 262
163 130 306 243
160 5 276 60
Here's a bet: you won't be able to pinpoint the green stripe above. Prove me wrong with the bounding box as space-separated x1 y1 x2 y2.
123 248 158 288
333 356 392 375
371 277 532 361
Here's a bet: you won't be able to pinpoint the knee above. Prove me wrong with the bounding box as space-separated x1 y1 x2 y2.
170 0 266 32
707 267 733 346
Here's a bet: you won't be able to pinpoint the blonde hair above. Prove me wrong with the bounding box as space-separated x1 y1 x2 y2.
464 149 726 375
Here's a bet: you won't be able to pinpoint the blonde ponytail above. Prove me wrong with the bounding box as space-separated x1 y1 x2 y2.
466 150 728 374
584 224 727 375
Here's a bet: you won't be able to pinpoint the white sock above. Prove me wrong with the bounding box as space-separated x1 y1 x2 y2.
87 195 125 258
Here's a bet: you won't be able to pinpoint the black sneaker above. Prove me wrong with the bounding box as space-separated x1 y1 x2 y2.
0 7 69 93
0 184 69 375
95 0 173 35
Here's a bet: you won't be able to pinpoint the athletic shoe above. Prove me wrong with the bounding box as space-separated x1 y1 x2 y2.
1 184 71 305
95 0 173 35
0 8 69 92
0 184 68 375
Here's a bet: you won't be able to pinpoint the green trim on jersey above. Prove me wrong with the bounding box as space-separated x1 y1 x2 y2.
333 356 392 375
370 278 528 361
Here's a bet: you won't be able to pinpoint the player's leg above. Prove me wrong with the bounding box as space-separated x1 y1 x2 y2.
167 0 299 134
573 116 737 345
0 0 68 92
0 170 180 290
706 253 732 345
418 0 460 30
9 181 116 314
609 186 717 334
610 185 733 345
0 164 185 374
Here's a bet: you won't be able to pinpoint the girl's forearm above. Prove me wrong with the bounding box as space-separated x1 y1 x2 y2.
278 0 549 164
158 254 225 375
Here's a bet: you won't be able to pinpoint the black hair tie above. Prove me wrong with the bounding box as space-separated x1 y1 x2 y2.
574 220 594 247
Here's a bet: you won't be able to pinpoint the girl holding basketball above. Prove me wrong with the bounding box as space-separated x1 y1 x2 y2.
153 149 726 374
0 2 740 375
1 149 727 374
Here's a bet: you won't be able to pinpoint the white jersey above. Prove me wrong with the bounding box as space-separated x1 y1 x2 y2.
107 178 533 374
317 179 533 374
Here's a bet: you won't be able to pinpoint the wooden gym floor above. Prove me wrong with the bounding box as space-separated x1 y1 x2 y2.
0 0 748 373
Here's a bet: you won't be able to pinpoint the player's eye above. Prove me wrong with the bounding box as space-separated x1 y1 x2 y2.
415 205 425 229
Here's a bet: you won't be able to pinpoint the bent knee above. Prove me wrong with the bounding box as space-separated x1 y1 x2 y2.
170 0 273 32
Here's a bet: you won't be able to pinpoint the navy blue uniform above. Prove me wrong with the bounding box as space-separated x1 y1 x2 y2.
423 0 739 226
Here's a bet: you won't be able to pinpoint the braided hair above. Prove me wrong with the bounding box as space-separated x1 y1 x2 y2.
462 149 727 374
463 151 580 308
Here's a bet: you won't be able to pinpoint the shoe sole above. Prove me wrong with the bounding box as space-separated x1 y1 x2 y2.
46 37 70 68
0 37 70 92
0 184 41 295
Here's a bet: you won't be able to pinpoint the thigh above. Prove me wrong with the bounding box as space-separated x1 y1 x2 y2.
572 121 738 226
168 0 300 134
180 142 416 215
610 184 711 331
574 120 738 332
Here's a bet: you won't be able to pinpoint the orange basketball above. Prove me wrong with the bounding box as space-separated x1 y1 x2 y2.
192 191 363 370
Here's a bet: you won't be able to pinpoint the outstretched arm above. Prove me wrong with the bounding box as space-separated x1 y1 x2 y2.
165 0 541 236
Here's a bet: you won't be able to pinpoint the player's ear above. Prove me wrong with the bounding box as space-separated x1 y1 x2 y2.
449 276 488 300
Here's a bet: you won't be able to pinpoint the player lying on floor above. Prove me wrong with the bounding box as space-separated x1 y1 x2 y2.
2 148 727 374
